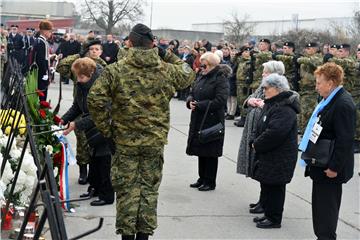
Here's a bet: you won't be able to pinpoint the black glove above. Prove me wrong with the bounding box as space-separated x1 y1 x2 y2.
157 46 166 60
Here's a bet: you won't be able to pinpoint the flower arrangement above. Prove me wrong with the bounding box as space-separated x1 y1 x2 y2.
0 130 37 206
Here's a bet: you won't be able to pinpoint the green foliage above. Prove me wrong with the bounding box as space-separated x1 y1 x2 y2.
25 68 40 123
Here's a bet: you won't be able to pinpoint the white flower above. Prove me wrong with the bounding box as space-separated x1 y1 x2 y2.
1 162 13 185
53 168 58 177
14 183 25 193
45 145 53 154
22 153 37 176
19 192 29 205
9 148 22 159
16 170 27 186
0 129 3 138
24 175 36 189
0 135 8 147
0 180 6 200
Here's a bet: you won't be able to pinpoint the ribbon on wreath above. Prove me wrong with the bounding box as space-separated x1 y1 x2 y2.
58 136 75 212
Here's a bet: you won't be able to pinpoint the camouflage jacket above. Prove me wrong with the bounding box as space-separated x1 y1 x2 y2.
328 57 360 96
276 54 300 91
251 51 273 89
56 54 107 82
297 53 323 92
236 57 251 85
87 47 196 147
117 47 129 61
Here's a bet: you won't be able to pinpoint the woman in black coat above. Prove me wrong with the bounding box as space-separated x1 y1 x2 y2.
252 73 299 228
61 57 114 206
186 52 230 191
300 63 356 240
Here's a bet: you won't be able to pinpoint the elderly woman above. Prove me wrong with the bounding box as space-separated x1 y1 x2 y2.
186 52 230 191
299 63 356 240
251 73 299 228
236 61 286 214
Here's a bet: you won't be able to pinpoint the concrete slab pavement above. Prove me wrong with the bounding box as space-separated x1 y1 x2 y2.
46 78 359 240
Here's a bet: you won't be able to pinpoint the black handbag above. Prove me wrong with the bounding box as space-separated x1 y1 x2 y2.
198 101 224 144
301 139 335 168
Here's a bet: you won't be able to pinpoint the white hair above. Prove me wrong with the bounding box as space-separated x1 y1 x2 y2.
262 61 285 75
200 52 221 67
214 50 223 60
261 73 290 92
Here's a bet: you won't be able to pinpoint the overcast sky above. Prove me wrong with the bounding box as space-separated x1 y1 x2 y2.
37 0 360 30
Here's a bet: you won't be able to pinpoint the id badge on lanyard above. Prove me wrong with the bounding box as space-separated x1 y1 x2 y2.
310 116 323 144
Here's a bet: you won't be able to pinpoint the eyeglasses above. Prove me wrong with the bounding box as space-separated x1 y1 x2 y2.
357 48 360 51
262 86 271 91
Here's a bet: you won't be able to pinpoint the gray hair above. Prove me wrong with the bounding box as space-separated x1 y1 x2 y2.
200 52 221 67
261 73 290 92
262 60 285 75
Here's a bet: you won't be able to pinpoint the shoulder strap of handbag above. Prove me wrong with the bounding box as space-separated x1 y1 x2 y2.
199 101 211 131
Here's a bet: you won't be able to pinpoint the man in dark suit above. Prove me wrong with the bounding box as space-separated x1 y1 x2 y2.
34 20 53 101
101 34 119 64
8 25 25 69
56 33 81 84
23 28 35 72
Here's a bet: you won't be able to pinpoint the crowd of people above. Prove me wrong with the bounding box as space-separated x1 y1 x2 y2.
0 20 359 240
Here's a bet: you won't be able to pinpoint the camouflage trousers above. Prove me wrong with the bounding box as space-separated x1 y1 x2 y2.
74 128 91 165
111 146 164 235
236 82 251 118
299 92 318 135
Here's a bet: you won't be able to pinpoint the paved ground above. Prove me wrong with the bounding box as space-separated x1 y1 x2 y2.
46 77 360 240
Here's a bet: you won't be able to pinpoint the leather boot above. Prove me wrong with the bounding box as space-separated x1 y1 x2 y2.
136 232 149 240
78 164 88 185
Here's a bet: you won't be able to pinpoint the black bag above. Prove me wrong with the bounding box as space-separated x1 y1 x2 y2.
85 126 106 148
301 139 335 168
198 101 224 144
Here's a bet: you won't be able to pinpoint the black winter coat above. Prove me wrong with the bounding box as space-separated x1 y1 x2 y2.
57 40 81 58
186 65 231 157
253 91 300 185
305 88 356 184
62 64 111 156
101 41 119 64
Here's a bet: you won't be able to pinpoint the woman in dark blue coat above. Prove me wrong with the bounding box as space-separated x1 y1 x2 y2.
252 73 299 228
186 52 230 191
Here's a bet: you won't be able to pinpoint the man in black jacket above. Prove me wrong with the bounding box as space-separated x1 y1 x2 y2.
61 57 114 206
8 25 25 69
101 34 119 64
57 33 81 84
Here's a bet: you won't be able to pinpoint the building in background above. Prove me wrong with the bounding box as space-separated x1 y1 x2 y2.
192 17 353 36
1 0 77 32
152 29 223 43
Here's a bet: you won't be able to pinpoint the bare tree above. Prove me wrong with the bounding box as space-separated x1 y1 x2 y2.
83 0 144 34
223 13 256 47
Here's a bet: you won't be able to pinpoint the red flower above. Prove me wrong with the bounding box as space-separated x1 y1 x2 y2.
39 109 46 119
36 89 45 97
53 152 63 167
53 115 62 125
40 101 52 109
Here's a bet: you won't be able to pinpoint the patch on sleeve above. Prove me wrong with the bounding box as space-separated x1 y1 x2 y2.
182 63 192 74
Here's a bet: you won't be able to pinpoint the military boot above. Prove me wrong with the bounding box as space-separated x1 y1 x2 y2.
78 164 88 185
136 233 149 240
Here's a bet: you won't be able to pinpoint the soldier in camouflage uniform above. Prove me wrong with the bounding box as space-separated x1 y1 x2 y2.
56 39 107 185
328 44 360 153
250 39 273 91
87 24 195 240
297 42 323 134
275 42 300 91
234 46 252 127
117 36 130 60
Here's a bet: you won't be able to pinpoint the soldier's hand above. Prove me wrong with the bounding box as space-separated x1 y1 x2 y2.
157 46 166 60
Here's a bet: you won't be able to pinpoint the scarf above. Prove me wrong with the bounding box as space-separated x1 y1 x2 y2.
299 86 342 152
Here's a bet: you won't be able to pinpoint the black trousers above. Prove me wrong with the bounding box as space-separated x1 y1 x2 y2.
261 182 286 224
38 78 49 101
312 182 342 240
88 154 114 203
198 156 218 186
